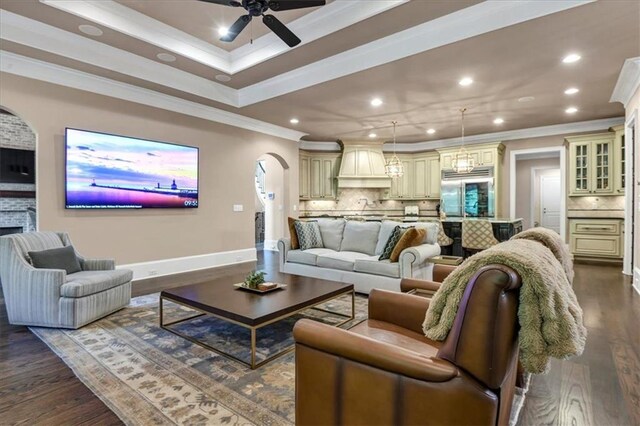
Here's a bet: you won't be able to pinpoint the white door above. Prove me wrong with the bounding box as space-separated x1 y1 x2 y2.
540 175 561 234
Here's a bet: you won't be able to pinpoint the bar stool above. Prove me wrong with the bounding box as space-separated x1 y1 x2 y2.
462 219 499 258
428 219 454 255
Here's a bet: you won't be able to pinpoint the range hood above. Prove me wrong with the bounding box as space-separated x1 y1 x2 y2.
337 141 391 188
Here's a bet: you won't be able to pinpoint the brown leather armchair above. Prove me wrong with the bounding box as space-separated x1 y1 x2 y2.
293 265 521 426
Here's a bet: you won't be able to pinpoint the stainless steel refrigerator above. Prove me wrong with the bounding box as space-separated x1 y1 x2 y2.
440 167 495 218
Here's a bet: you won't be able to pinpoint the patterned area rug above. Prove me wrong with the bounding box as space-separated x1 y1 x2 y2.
31 292 527 425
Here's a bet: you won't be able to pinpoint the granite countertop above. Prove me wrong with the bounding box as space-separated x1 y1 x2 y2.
298 214 522 224
441 217 523 224
567 210 625 219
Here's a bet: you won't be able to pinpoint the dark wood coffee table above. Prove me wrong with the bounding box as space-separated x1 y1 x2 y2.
159 272 354 369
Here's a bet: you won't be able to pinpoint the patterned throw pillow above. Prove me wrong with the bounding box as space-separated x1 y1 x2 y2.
294 221 324 250
390 228 427 262
379 226 408 260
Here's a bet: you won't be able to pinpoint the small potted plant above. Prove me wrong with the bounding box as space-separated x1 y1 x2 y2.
243 271 267 290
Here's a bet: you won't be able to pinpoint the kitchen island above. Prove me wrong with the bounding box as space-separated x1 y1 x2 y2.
441 218 523 257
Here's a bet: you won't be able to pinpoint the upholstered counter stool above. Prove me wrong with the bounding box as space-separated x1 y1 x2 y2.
427 219 454 255
461 219 499 258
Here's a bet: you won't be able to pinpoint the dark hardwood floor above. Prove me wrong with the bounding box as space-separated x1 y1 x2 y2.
1 251 638 425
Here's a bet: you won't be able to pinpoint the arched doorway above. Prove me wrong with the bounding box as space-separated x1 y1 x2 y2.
254 153 290 251
0 107 37 235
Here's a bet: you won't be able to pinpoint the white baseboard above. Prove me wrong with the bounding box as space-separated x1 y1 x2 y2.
117 248 257 281
634 268 640 296
263 239 279 251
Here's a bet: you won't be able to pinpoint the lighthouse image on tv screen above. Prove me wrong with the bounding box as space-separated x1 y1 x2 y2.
65 128 199 209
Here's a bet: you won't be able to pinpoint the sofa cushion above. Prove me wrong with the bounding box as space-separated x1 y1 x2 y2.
316 251 372 271
375 221 403 255
287 248 335 266
340 221 381 255
317 218 346 251
401 222 439 245
379 226 409 261
288 217 300 249
295 221 324 250
390 228 427 262
29 245 82 274
61 269 133 298
354 258 400 278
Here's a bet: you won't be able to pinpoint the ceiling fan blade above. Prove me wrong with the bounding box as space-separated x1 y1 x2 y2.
268 0 325 11
263 14 301 47
220 15 252 42
197 0 242 7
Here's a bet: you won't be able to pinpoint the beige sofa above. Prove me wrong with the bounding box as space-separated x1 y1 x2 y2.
278 219 440 294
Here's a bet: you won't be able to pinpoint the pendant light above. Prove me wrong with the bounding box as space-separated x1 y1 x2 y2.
385 120 404 178
451 108 475 174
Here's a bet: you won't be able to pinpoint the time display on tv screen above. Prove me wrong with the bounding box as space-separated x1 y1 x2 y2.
65 128 199 209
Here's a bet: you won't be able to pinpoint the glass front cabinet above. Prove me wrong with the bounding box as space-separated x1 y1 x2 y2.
567 133 616 196
612 125 625 194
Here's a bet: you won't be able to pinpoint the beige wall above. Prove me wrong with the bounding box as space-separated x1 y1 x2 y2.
0 73 299 265
514 157 560 229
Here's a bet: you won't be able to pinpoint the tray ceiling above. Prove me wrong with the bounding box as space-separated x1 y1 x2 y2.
0 0 638 142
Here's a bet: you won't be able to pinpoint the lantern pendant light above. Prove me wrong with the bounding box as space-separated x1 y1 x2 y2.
451 108 475 174
385 120 404 178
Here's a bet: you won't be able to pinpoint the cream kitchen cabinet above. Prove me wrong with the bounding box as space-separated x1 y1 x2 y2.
567 133 615 196
299 152 340 200
438 142 504 171
569 218 623 260
612 125 625 195
383 153 440 200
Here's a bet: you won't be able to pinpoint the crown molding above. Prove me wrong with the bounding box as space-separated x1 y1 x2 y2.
610 57 640 107
0 51 306 141
0 10 239 107
41 0 406 75
389 117 625 152
298 117 625 152
298 141 341 151
237 0 593 106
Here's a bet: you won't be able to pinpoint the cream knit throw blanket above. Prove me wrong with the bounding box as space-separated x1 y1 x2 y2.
511 227 574 284
422 239 587 373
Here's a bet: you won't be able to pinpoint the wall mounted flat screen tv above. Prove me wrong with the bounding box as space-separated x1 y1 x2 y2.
65 128 199 209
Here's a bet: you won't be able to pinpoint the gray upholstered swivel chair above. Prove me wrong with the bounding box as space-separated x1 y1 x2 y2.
0 232 132 329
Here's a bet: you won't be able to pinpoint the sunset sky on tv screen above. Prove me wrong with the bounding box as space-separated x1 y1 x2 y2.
65 129 198 209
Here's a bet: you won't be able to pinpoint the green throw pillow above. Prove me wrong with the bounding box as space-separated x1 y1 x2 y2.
379 226 408 260
294 221 324 250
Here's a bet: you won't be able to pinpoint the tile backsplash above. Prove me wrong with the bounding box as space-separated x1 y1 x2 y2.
299 188 439 216
567 196 625 219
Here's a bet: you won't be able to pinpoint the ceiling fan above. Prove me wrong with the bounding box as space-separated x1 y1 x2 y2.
197 0 326 47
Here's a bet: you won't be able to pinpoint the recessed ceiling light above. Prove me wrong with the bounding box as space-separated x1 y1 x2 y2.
370 98 383 107
562 53 581 64
458 77 473 86
218 27 229 37
215 74 232 82
368 132 377 138
493 118 504 124
156 53 177 62
564 87 579 95
426 128 436 135
518 96 535 103
565 107 578 114
78 24 103 37
290 118 299 124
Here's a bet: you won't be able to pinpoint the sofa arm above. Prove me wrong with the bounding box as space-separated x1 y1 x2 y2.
80 258 116 271
399 243 441 277
368 289 430 334
277 238 291 271
294 319 457 382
